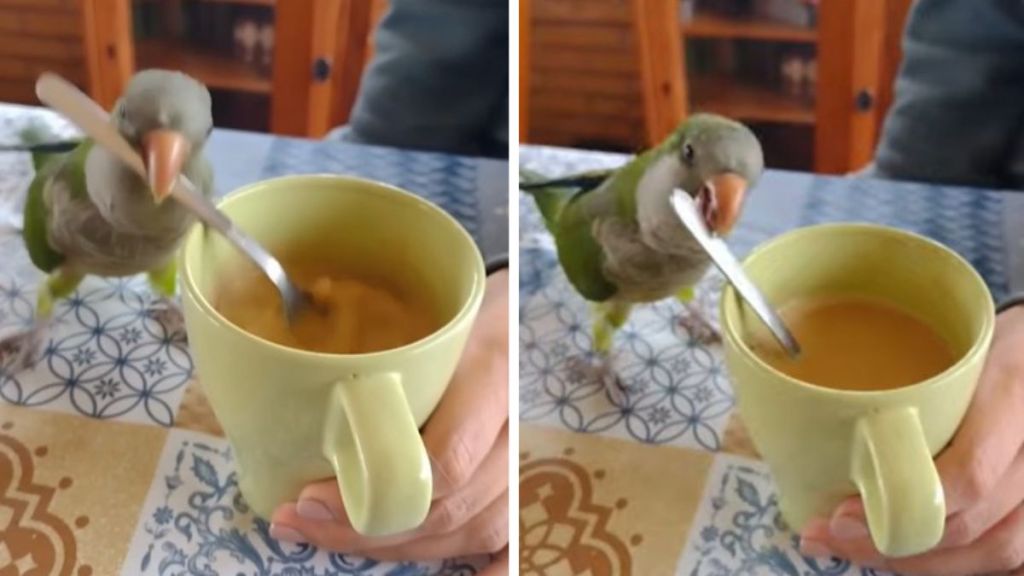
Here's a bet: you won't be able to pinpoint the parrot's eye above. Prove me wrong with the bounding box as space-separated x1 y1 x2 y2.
683 143 695 164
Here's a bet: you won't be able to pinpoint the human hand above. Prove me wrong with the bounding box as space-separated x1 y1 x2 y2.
269 269 510 563
799 305 1024 575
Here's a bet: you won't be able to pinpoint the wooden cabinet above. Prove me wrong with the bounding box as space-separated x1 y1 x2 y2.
76 0 387 137
527 0 646 150
0 0 89 104
524 0 913 173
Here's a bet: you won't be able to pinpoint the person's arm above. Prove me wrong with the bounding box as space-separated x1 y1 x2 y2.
867 0 1024 189
335 0 508 158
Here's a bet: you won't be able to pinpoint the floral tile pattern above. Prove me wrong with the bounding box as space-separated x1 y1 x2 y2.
676 454 893 576
519 267 734 451
0 403 168 576
122 428 490 576
520 424 713 576
0 273 193 427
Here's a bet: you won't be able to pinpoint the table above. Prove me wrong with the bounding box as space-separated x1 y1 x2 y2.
518 144 1024 575
0 102 507 576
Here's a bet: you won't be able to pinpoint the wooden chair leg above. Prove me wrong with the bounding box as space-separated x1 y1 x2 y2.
632 0 686 146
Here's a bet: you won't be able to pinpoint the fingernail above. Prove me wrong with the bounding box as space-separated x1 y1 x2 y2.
270 523 306 544
830 514 868 540
799 536 833 558
297 498 336 521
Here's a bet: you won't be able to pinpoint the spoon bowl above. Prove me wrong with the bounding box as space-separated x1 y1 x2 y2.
34 72 313 324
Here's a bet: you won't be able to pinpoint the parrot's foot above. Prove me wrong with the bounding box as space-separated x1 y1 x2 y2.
678 300 720 344
565 354 629 407
0 323 49 374
146 297 186 339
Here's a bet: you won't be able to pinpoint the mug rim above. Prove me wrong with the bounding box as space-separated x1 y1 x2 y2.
180 173 487 360
721 222 996 398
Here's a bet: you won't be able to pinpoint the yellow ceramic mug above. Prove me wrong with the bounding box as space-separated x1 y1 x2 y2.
721 223 995 557
180 174 485 537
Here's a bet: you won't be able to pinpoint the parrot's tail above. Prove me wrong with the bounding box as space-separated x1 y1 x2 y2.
518 167 573 234
0 124 79 171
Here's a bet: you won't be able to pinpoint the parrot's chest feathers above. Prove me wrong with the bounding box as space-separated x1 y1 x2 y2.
592 216 710 302
44 147 197 276
589 153 711 301
635 153 696 254
84 147 195 238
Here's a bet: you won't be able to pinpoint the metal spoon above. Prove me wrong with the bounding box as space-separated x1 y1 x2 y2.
34 73 312 324
669 189 801 357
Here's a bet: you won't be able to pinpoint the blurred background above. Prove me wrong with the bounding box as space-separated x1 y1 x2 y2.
520 0 914 174
0 0 388 137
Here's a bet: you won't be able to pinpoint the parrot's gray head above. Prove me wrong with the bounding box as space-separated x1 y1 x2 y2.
667 113 764 235
112 69 213 203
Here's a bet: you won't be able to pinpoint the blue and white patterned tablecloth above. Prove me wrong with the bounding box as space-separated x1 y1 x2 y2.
0 103 506 576
517 144 1024 576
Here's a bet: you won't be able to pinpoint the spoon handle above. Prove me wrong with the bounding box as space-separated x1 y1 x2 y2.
670 190 801 357
36 73 144 174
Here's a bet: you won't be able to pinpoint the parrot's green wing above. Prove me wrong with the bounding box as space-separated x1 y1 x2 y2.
554 199 618 301
7 124 81 172
520 167 617 301
23 170 63 273
22 140 93 274
550 154 662 302
519 167 610 233
519 168 615 192
521 137 679 303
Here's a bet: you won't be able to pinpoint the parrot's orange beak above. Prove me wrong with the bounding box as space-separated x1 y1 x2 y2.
142 129 190 203
698 172 748 235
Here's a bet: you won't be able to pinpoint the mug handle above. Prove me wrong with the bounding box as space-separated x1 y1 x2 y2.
323 372 432 537
851 406 945 557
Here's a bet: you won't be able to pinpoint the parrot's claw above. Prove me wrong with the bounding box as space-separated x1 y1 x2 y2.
679 301 721 344
565 354 629 407
0 323 49 374
145 297 186 340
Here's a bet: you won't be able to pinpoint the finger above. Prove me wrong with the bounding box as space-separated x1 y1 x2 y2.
805 452 1024 562
422 296 509 497
420 422 508 534
800 517 887 570
889 500 1024 576
942 448 1024 548
936 310 1024 514
279 423 509 546
478 546 509 576
349 490 508 562
806 501 1024 576
809 449 1024 556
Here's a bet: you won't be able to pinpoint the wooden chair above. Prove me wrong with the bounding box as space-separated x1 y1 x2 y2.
78 0 387 138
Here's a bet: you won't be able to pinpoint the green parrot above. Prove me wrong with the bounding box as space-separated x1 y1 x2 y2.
520 113 764 355
0 69 214 370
